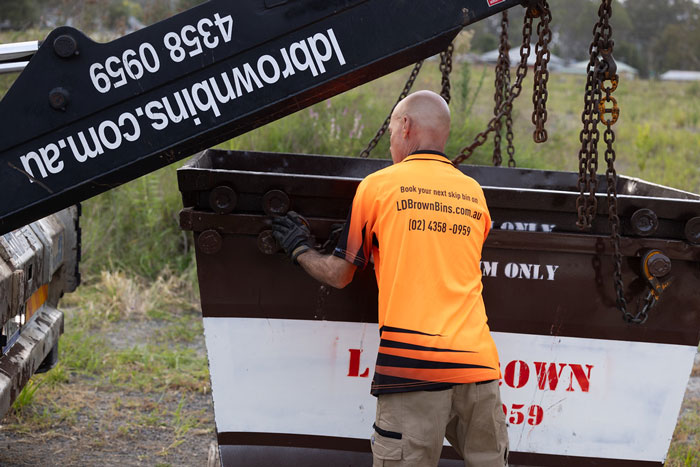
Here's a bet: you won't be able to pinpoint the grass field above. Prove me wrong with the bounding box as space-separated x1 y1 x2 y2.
2 34 700 464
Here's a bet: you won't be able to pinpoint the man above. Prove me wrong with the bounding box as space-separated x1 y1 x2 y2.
272 90 508 466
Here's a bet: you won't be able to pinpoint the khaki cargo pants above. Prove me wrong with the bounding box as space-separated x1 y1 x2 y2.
370 381 508 467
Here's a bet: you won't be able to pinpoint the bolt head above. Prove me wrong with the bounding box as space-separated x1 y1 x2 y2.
198 230 223 255
209 186 237 214
631 208 658 237
53 34 78 58
263 190 290 216
48 87 70 110
685 217 700 244
647 254 671 277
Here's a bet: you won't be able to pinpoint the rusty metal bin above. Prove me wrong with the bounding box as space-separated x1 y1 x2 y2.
178 149 700 467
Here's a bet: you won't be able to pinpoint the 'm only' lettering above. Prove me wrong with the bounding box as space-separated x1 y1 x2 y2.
479 262 559 281
496 221 556 233
504 263 559 280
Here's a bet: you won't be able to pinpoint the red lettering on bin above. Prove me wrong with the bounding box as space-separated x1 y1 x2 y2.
500 361 595 393
347 349 370 378
566 364 594 392
534 362 568 391
503 360 530 388
502 403 544 426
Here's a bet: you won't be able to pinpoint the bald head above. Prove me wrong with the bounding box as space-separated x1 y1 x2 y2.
389 90 451 163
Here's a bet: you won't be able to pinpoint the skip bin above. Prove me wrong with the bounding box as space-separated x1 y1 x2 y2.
178 149 700 467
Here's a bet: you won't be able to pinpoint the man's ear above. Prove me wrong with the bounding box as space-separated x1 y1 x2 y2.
402 115 411 137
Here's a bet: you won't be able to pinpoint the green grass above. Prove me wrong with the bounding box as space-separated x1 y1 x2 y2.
11 379 41 414
667 397 700 466
1 271 209 450
78 169 198 280
56 271 207 393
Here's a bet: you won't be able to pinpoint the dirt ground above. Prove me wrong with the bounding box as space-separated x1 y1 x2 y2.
0 307 218 467
0 390 215 466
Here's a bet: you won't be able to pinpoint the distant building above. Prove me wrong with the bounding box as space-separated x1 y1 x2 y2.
479 46 565 70
454 53 482 64
558 60 639 80
660 70 700 82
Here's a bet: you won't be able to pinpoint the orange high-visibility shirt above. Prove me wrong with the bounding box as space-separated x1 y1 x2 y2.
334 151 501 395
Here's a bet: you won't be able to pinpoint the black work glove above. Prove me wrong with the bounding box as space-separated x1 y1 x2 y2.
271 211 313 264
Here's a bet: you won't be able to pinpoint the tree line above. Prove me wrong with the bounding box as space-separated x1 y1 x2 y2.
468 0 700 77
0 0 204 33
1 0 699 77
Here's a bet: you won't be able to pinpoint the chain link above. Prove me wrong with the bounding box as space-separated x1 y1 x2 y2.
505 99 516 167
575 0 609 230
359 60 424 158
493 11 511 167
440 43 454 104
531 0 552 143
628 273 674 324
602 70 630 321
453 5 539 166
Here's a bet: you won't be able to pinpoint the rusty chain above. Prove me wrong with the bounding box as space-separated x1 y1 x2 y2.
502 9 516 168
505 98 516 167
602 69 631 321
601 63 628 319
493 11 511 167
531 0 552 143
576 1 608 230
453 5 539 166
359 60 424 158
575 1 638 322
440 43 454 104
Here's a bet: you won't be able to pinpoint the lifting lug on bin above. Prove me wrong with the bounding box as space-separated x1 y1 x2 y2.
633 250 673 324
209 186 238 215
263 190 291 216
631 208 658 237
643 250 672 279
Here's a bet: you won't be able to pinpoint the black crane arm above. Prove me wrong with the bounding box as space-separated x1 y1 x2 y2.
0 0 521 235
